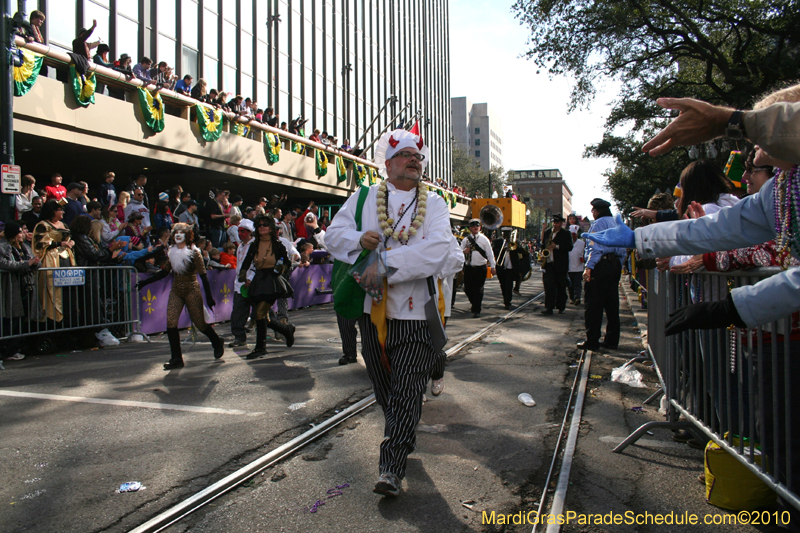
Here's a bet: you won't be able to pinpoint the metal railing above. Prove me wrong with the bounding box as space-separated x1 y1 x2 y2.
614 268 799 511
0 265 140 344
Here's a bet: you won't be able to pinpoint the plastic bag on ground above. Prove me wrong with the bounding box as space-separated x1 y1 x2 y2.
611 362 646 388
95 328 120 346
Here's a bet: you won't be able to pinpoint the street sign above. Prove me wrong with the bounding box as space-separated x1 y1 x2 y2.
1 164 21 194
52 269 86 287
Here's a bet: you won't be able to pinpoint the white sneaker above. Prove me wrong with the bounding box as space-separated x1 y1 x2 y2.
431 378 444 396
7 353 25 361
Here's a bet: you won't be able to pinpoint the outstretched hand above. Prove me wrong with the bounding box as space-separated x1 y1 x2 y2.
582 214 635 249
642 98 735 156
665 294 746 335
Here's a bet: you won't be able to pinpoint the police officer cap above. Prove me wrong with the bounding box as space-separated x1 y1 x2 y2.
590 198 611 209
552 214 565 222
468 218 481 226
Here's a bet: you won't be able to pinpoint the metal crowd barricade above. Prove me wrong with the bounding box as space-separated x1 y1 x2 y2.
614 267 799 511
0 265 141 346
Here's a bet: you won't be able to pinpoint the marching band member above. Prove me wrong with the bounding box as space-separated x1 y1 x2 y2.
460 219 495 318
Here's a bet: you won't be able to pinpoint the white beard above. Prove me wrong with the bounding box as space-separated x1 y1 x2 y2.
168 245 197 275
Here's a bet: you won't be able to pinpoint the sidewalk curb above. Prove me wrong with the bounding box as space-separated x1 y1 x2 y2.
621 274 649 348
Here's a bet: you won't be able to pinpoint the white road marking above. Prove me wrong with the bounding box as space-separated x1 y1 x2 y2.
0 390 264 416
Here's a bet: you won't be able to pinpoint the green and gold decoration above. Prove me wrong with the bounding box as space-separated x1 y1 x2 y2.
291 140 305 154
231 121 250 137
335 155 347 183
13 48 43 96
196 104 223 142
354 163 368 186
137 87 165 133
69 65 96 107
369 167 379 185
315 149 328 176
264 132 281 164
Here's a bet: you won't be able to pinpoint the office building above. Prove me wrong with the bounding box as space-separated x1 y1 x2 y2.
20 0 452 181
451 96 503 172
508 168 573 219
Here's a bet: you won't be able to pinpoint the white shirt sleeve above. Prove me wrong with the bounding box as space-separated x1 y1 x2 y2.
481 234 497 268
440 236 466 278
325 188 369 263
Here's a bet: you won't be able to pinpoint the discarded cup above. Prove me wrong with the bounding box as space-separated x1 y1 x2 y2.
117 482 142 493
518 393 536 407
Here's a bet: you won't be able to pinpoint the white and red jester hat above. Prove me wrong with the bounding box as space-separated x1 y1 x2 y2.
373 128 431 177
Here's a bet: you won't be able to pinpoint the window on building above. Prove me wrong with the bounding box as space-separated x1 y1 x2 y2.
475 151 481 157
549 199 553 206
474 127 480 134
475 139 480 146
116 14 138 56
539 199 543 206
539 187 544 194
117 0 139 19
182 0 199 49
549 187 553 194
84 2 110 45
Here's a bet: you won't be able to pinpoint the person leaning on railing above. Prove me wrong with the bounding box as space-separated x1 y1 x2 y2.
585 90 800 335
584 93 800 497
0 222 40 361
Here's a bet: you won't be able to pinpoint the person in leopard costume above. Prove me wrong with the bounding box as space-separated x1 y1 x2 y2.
136 223 225 369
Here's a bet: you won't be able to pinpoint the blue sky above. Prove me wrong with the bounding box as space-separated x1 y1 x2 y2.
449 0 621 216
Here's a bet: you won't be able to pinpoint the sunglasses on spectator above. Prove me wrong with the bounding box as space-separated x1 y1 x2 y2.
392 151 425 161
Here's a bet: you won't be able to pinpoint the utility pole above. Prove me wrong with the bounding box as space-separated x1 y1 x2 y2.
0 0 15 223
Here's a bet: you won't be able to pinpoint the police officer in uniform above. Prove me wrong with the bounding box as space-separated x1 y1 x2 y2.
541 214 573 315
578 198 626 350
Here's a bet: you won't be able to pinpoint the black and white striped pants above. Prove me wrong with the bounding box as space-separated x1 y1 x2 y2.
429 318 448 381
358 314 437 479
336 313 359 358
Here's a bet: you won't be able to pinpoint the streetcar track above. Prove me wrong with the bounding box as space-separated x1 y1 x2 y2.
531 347 593 533
128 291 545 533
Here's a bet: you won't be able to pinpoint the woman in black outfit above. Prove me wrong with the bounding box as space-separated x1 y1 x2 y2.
238 215 296 359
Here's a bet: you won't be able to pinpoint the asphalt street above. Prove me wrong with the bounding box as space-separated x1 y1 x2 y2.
2 274 559 533
1 273 777 533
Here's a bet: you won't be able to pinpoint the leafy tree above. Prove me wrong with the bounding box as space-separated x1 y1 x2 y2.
512 0 800 211
452 143 487 195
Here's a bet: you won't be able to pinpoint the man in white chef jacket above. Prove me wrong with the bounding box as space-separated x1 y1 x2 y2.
326 129 456 497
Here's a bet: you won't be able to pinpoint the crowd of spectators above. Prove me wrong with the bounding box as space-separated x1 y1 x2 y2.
9 171 332 271
0 169 337 357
